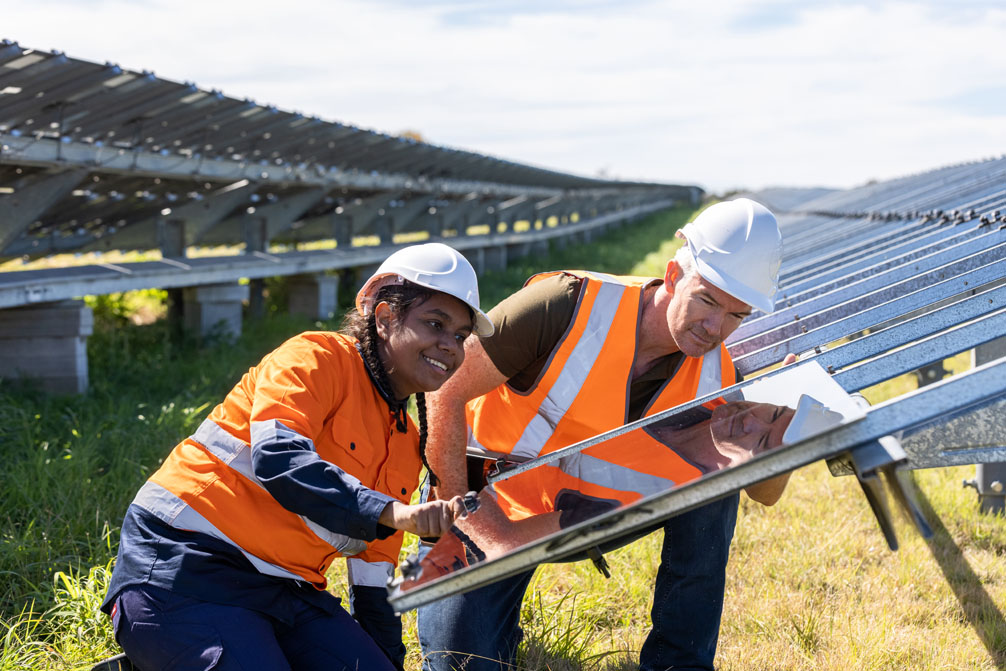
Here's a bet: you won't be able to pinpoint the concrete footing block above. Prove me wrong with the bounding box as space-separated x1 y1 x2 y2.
0 300 93 394
289 274 339 321
183 283 248 339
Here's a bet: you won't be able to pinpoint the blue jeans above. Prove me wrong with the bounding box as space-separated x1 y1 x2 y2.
112 583 396 671
417 494 739 671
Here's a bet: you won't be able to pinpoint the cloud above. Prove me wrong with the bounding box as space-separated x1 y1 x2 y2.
3 0 1006 192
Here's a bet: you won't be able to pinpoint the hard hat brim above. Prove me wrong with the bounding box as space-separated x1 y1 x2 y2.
781 394 844 445
690 252 776 314
356 272 495 337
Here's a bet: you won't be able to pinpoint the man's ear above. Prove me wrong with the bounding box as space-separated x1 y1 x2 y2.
664 260 681 290
374 301 393 340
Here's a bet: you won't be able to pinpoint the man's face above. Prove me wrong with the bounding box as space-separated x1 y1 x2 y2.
665 267 752 357
710 401 795 455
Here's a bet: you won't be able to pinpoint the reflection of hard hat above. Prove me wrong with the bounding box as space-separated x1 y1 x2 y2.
782 394 843 445
679 198 783 313
356 243 494 336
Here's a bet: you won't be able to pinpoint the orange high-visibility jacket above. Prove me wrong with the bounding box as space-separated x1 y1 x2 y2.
131 332 422 590
466 271 735 520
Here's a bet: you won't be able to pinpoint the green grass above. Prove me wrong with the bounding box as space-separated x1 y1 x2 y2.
2 204 1003 670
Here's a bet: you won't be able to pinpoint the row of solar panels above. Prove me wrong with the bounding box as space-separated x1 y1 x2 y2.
0 40 692 263
0 40 630 189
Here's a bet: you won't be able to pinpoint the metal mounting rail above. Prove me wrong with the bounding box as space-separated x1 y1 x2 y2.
730 239 1006 343
830 308 1006 392
898 397 1006 468
729 257 1006 366
732 274 1006 375
778 224 1005 306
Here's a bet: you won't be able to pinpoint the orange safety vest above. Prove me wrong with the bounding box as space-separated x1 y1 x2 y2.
131 332 422 589
466 271 735 520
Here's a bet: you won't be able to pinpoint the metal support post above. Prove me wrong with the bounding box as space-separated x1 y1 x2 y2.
243 216 267 320
158 218 187 339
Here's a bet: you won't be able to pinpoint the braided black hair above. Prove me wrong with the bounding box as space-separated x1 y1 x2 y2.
341 280 455 486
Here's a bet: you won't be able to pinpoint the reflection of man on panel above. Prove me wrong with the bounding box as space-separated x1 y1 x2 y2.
419 199 788 671
489 397 823 533
656 401 796 472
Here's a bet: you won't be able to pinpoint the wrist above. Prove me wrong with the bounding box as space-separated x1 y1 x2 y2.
378 500 403 529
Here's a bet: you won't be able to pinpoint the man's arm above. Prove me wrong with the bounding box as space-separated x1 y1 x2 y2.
426 336 509 499
742 354 798 506
743 473 791 506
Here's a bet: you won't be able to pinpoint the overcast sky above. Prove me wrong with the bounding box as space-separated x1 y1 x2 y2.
4 0 1006 193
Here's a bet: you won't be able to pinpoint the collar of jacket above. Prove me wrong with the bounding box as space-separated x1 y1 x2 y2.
355 341 409 433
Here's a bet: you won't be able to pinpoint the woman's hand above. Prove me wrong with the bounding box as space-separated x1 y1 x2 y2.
379 496 467 538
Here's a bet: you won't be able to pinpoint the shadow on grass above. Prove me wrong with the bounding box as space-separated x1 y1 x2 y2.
913 475 1006 670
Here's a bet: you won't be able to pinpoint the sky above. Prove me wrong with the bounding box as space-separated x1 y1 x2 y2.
3 0 1006 194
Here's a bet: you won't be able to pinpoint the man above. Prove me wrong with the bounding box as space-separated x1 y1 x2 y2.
419 198 786 671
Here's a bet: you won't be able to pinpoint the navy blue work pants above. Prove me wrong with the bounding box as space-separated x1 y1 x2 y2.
112 583 396 671
417 494 739 671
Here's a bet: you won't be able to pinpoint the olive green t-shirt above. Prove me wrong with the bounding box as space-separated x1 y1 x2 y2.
481 273 685 424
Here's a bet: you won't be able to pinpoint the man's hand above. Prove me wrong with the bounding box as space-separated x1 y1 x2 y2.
379 497 467 538
743 352 800 505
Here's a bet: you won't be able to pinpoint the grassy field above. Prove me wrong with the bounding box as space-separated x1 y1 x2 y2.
2 206 1004 670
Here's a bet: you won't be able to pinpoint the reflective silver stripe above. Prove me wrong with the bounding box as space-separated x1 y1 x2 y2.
347 558 394 588
194 418 250 466
512 281 627 460
249 419 317 454
133 481 305 582
193 418 368 557
555 451 678 497
585 271 621 283
466 422 492 459
696 349 723 398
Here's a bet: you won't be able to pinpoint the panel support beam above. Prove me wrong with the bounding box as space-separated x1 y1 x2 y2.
0 169 86 253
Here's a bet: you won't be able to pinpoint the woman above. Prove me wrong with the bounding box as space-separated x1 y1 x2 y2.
100 242 494 671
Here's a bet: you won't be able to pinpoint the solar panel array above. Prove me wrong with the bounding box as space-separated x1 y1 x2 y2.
0 39 691 262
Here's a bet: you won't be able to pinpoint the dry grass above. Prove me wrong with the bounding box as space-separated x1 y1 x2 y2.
481 462 1006 671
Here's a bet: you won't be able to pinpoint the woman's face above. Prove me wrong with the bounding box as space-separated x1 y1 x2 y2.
710 401 795 455
376 292 474 398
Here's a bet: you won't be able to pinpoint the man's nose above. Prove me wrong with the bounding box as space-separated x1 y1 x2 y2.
703 309 725 335
742 412 768 432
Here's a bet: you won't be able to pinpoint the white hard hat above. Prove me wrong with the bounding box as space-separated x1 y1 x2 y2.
355 242 494 337
781 394 844 445
679 198 783 313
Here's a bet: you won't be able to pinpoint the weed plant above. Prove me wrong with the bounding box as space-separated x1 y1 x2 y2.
2 205 1003 670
